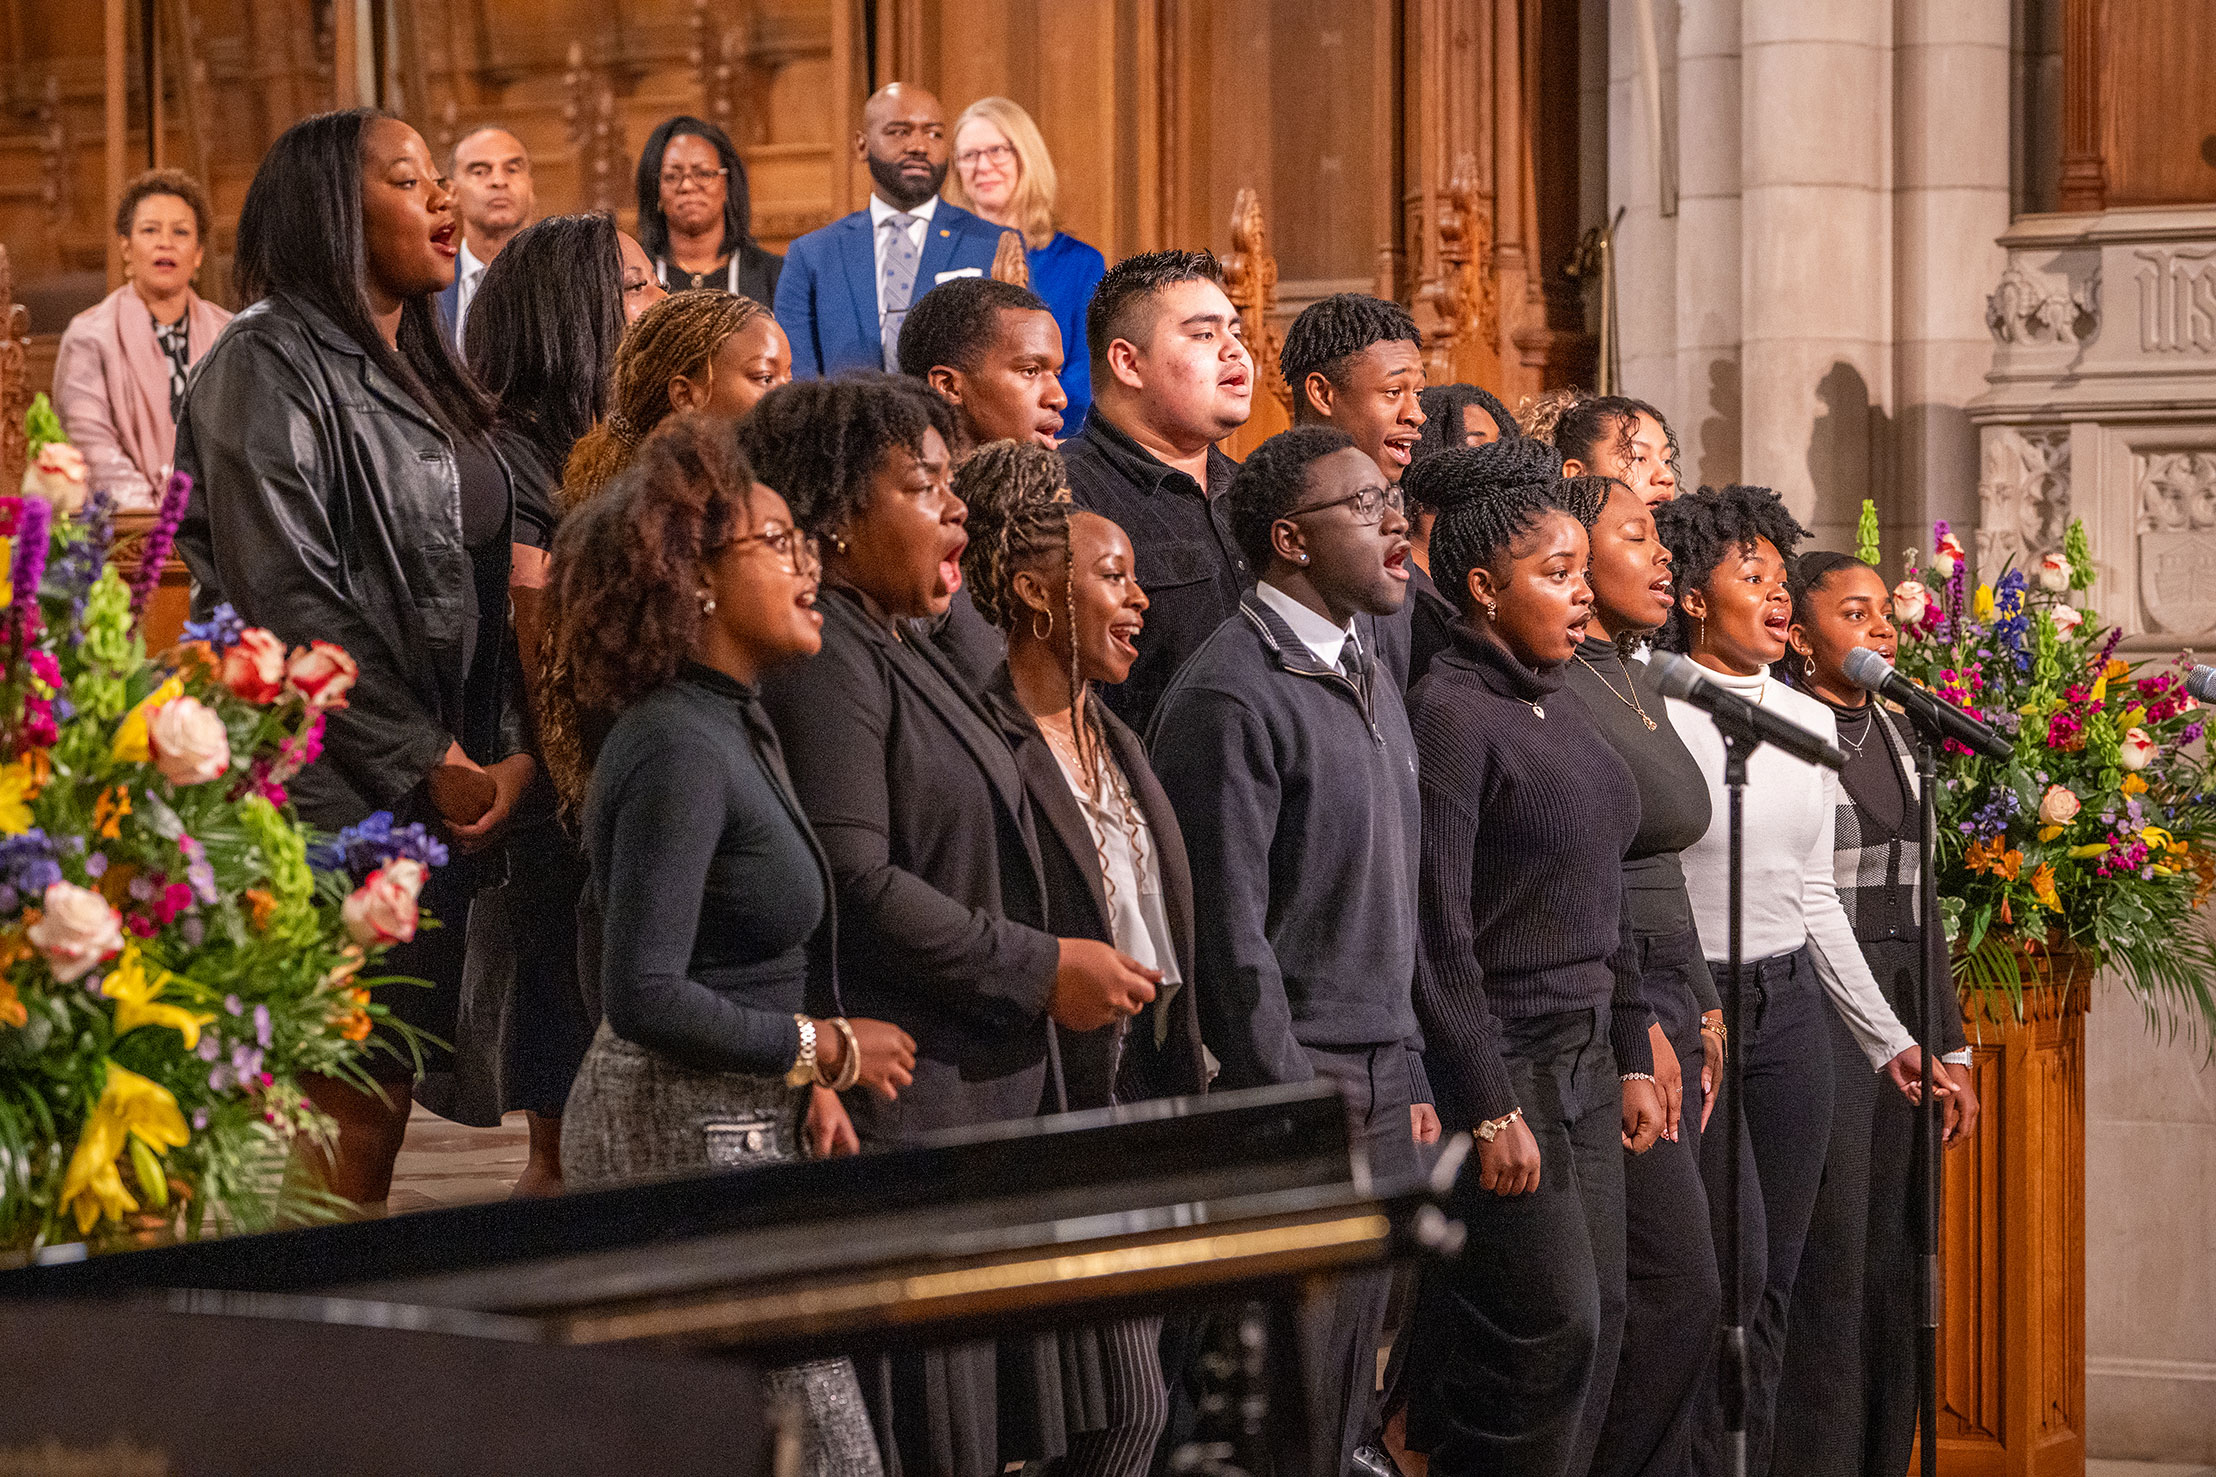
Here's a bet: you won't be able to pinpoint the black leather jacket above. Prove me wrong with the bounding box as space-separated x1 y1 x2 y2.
176 292 526 830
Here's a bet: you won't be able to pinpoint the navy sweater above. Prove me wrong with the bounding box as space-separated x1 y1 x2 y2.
1149 589 1429 1101
1411 625 1654 1127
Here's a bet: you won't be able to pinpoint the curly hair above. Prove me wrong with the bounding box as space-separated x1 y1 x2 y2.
537 413 758 806
1651 484 1810 652
1412 437 1577 618
737 373 958 536
1279 293 1421 414
115 167 213 243
561 288 767 511
1414 383 1520 463
1225 425 1358 573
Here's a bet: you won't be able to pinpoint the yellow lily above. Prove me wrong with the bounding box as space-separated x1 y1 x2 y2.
102 944 215 1049
1973 584 1995 621
2068 842 2111 859
0 759 38 835
2038 824 2065 842
59 1061 190 1235
110 676 185 764
2142 825 2175 850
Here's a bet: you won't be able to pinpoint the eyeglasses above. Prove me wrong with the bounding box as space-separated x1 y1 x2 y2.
1283 484 1406 526
956 142 1016 169
729 524 822 578
660 166 729 189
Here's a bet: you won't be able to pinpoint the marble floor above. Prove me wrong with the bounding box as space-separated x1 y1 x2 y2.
386 1104 531 1214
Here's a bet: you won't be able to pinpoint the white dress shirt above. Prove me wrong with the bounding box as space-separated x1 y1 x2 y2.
868 193 938 316
453 240 489 343
1254 578 1358 671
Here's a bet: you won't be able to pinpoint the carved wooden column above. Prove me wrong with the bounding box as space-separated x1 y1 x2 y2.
1 246 29 494
1223 187 1291 459
2058 0 2107 213
104 0 128 289
563 43 625 214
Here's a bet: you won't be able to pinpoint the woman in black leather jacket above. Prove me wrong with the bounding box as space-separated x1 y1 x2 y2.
175 109 535 1212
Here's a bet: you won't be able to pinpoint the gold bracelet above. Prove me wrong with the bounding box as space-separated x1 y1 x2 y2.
819 1016 863 1093
1473 1107 1523 1143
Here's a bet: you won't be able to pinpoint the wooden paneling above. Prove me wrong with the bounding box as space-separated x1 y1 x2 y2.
2100 0 2216 206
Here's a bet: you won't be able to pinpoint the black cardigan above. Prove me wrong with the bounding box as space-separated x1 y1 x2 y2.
983 668 1207 1109
758 586 1063 1142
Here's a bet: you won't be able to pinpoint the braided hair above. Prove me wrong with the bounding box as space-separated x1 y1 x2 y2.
1414 383 1520 464
737 373 957 536
538 413 758 806
1408 436 1574 618
561 289 767 511
1650 484 1809 652
956 440 1150 918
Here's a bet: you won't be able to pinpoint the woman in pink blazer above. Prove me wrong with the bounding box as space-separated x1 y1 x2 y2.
52 169 233 508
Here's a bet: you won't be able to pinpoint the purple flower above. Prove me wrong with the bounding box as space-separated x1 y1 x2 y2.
131 472 192 618
224 994 242 1016
196 1035 220 1062
8 495 50 650
178 915 203 947
254 1003 272 1049
191 1108 208 1131
180 603 245 651
127 873 157 902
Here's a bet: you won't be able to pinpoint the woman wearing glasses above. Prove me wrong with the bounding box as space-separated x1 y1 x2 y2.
550 412 917 1473
944 97 1107 430
634 115 783 303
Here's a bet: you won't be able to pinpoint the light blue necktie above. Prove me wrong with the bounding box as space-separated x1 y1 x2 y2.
880 212 921 371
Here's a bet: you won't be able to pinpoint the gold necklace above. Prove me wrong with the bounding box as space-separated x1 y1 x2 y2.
1576 652 1657 731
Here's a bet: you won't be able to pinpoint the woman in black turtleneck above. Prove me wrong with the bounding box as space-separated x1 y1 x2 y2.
1394 443 1665 1477
1559 473 1726 1477
1770 553 1979 1477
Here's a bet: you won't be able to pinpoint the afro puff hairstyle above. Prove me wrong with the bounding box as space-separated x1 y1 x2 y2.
736 373 958 537
1651 484 1810 652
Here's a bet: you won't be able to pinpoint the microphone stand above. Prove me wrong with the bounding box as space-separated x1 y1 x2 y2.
1719 729 1756 1477
1910 724 1945 1477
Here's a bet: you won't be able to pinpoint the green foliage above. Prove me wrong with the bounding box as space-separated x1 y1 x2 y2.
1855 499 1882 568
22 394 64 457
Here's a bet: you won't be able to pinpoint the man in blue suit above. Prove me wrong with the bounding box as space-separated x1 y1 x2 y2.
775 83 1007 378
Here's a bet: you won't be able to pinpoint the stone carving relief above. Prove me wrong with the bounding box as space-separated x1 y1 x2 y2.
2134 247 2216 354
1986 261 2098 346
1977 427 2071 578
2135 450 2216 634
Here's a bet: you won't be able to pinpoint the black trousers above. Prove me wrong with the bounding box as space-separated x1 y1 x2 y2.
1399 1008 1626 1477
1693 946 1834 1477
1589 930 1722 1477
1770 936 1927 1477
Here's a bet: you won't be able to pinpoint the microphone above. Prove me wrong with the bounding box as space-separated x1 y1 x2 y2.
1650 651 1847 771
2186 664 2216 705
1842 647 2014 761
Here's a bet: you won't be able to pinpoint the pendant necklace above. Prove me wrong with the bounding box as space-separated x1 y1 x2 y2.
1576 653 1657 730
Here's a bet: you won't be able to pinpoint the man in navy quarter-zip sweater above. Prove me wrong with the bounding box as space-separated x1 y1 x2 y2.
1149 426 1437 1477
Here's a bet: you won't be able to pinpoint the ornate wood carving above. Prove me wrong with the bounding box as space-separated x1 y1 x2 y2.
2059 0 2107 212
690 0 738 141
1415 151 1497 388
37 75 72 249
563 42 626 214
0 246 29 495
989 230 1030 289
1224 187 1290 418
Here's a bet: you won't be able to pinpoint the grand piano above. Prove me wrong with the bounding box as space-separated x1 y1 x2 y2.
0 1083 1466 1477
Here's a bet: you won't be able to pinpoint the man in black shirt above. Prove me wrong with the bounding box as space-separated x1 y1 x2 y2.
1061 250 1254 733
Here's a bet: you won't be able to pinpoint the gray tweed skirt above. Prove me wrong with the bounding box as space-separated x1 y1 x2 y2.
563 1022 885 1477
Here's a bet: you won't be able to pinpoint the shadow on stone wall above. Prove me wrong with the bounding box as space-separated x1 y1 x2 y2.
1698 356 1741 489
1808 360 1891 540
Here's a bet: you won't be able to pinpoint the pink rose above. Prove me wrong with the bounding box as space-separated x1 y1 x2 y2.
27 881 124 983
286 641 358 710
2037 553 2073 593
148 696 232 786
219 628 287 703
2049 605 2084 636
1891 580 1931 627
2038 784 2082 826
2118 726 2158 772
1931 530 1966 580
20 442 88 516
342 858 425 947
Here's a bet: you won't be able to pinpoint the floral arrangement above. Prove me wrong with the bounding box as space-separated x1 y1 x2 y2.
1885 509 2216 1034
0 403 437 1256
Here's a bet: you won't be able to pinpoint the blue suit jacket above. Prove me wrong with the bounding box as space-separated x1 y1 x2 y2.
435 276 462 350
775 201 1006 378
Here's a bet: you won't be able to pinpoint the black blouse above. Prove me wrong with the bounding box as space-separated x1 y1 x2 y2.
582 664 827 1076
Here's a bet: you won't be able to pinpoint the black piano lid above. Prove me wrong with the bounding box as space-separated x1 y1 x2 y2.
0 1081 1365 1307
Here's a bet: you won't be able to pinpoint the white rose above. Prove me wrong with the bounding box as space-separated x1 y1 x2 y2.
20 442 88 516
27 881 124 983
2038 784 2082 827
1931 531 1965 580
2038 553 2073 593
1891 580 1931 627
342 859 426 947
148 697 232 786
2118 726 2158 772
2049 605 2083 636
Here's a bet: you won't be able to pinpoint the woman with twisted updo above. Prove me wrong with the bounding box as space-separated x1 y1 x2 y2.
1393 445 1666 1476
957 440 1203 1477
560 288 790 509
547 412 915 1475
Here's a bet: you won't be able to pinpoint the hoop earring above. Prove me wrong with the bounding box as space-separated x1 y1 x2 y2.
1804 654 1816 679
1033 608 1053 642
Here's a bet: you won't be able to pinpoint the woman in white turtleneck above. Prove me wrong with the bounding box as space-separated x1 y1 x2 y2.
1650 485 1944 1477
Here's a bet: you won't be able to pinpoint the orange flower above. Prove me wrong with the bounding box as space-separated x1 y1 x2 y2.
2104 658 2133 682
0 977 25 1029
242 889 277 934
336 986 373 1042
2030 863 2061 912
1965 838 2024 879
92 786 132 840
2121 773 2150 796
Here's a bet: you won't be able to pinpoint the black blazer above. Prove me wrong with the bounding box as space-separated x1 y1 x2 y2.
759 587 1064 1144
983 668 1207 1110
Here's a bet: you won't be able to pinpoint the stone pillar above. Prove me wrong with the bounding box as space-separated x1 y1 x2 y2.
1892 0 2012 565
1739 0 1892 550
1674 0 1742 489
1608 0 1679 432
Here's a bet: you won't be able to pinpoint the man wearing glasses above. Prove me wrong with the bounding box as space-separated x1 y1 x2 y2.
774 83 1008 378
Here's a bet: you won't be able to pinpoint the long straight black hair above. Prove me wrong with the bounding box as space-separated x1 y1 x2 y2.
464 212 625 471
234 107 492 442
633 115 754 266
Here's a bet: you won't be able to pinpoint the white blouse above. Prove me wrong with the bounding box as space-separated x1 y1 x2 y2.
1668 664 1917 1071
